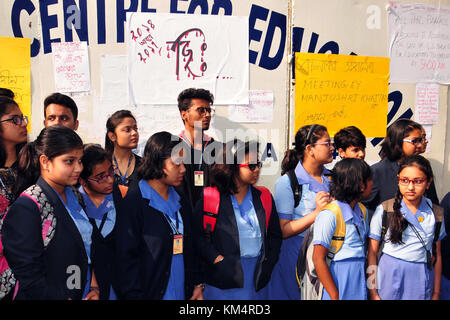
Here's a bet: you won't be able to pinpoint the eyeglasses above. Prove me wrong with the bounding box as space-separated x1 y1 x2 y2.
403 137 427 146
193 107 215 116
87 168 115 184
398 177 427 186
312 141 334 148
239 162 262 171
0 115 28 126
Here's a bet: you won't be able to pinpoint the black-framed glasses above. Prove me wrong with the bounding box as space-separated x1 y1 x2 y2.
403 137 427 146
0 115 28 126
239 162 262 171
87 168 114 184
193 107 215 116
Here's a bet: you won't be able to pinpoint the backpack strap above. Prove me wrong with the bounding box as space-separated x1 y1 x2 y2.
323 202 345 260
253 186 272 231
431 203 444 258
381 198 395 242
286 169 302 208
203 187 220 232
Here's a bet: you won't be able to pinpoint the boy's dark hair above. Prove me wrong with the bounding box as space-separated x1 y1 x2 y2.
43 92 79 120
137 131 182 180
389 155 434 244
380 118 422 162
80 144 110 181
210 140 260 195
281 124 328 175
177 88 214 112
334 126 366 151
0 88 15 99
329 158 373 204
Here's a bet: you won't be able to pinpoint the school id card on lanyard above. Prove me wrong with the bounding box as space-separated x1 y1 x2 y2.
162 211 183 255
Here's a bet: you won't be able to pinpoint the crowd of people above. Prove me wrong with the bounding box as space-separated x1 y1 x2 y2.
0 86 448 300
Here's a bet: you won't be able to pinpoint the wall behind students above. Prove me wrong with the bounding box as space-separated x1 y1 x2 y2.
0 0 448 196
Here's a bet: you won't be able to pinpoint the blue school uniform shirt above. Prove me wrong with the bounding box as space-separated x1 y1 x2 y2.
313 200 368 261
79 187 116 237
230 186 262 258
274 161 330 237
139 179 184 300
369 196 446 263
52 186 93 265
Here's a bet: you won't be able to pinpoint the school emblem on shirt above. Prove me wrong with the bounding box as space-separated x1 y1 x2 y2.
418 216 424 223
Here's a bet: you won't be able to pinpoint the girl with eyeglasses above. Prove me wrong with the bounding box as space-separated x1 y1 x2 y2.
79 144 122 300
367 155 446 300
0 96 28 300
194 140 282 300
268 124 333 300
362 118 439 213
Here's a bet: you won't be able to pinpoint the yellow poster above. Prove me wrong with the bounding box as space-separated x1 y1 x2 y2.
0 37 31 131
294 53 389 137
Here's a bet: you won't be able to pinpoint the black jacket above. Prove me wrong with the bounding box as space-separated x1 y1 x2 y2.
176 138 223 210
194 187 282 291
1 177 89 300
89 183 123 300
115 184 200 299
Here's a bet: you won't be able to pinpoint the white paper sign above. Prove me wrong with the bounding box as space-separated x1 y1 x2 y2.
52 42 90 93
415 83 439 124
388 2 450 84
127 13 249 105
229 90 274 123
100 55 130 109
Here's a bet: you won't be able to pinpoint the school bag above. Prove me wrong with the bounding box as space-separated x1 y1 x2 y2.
286 169 303 208
296 202 367 300
0 184 85 299
378 198 443 268
202 186 272 232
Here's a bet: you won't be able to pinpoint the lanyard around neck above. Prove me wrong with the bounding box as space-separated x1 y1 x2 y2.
113 153 133 184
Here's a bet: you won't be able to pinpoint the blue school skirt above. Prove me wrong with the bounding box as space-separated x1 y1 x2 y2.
203 256 267 300
377 253 432 300
322 257 367 300
440 275 450 300
267 235 304 300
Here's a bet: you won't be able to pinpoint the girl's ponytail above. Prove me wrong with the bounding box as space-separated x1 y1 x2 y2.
388 187 409 244
13 141 40 199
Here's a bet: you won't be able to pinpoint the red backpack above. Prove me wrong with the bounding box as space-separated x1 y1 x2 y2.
203 186 272 232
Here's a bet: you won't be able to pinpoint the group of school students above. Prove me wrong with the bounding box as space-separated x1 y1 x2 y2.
0 86 448 300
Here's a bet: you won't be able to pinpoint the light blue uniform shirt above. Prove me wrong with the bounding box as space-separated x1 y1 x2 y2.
274 162 330 237
313 200 368 261
369 197 446 263
230 186 262 258
79 188 116 238
53 186 93 265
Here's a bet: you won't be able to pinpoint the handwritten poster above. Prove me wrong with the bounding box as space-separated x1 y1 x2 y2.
415 83 439 124
294 53 390 137
52 42 91 93
127 13 249 105
389 2 450 84
0 37 31 129
229 90 274 123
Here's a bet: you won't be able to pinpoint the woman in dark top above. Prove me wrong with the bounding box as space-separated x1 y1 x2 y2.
105 110 141 193
1 126 99 300
194 140 282 299
116 131 202 300
0 97 27 217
